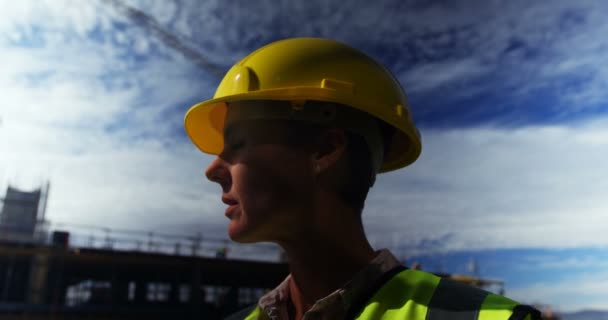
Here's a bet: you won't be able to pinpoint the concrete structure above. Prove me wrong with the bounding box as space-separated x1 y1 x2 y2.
0 242 289 319
0 183 48 243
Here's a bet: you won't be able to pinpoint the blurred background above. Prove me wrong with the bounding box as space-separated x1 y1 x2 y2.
1 0 607 319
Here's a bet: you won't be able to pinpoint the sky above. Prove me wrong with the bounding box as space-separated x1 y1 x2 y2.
1 0 608 313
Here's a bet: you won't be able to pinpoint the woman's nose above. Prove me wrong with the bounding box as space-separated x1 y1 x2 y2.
205 157 231 192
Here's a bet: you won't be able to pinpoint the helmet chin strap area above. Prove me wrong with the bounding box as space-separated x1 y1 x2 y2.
225 100 385 183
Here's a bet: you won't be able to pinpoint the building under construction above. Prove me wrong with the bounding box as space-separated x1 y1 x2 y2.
2 184 540 319
0 240 288 319
0 184 49 244
0 184 288 319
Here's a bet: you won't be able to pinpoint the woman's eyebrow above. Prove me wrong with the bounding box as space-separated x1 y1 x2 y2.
223 125 236 141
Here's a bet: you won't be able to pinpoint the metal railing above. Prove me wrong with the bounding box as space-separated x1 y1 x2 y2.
46 221 281 261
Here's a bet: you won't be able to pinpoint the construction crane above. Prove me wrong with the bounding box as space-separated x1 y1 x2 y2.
100 0 226 78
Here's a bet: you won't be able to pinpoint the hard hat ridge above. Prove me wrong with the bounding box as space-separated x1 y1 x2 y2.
184 37 421 172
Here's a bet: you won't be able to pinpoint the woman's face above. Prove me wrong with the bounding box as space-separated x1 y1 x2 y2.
205 120 316 243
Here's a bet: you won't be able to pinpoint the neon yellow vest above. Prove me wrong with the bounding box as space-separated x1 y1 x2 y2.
238 268 539 320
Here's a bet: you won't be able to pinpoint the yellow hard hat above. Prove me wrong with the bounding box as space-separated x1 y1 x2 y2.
184 37 421 172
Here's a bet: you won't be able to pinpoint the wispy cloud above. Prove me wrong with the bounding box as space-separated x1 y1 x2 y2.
0 1 220 233
123 0 608 124
366 122 608 252
2 2 608 300
402 58 493 94
518 254 608 271
509 270 608 312
3 0 608 250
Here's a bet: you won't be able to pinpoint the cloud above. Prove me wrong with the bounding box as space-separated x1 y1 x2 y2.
4 2 608 315
518 254 608 271
2 0 608 267
402 58 493 93
508 270 608 312
119 0 608 125
2 4 608 312
0 0 220 235
364 121 608 252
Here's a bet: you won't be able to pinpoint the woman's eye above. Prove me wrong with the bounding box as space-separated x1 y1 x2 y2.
227 140 245 151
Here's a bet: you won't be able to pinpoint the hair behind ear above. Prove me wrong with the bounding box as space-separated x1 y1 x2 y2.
280 118 377 217
339 132 375 217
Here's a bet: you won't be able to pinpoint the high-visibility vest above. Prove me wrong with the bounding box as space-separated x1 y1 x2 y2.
230 266 540 320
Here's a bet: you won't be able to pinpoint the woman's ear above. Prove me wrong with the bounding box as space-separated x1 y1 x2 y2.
312 129 348 175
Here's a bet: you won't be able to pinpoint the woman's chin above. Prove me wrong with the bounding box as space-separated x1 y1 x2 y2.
227 222 269 244
227 222 254 243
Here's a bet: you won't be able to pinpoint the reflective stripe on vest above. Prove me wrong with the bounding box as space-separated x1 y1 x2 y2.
355 269 537 320
238 269 538 320
242 305 264 320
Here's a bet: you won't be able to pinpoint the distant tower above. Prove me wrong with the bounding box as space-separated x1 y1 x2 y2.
38 181 50 224
36 181 51 242
0 182 48 243
467 258 479 276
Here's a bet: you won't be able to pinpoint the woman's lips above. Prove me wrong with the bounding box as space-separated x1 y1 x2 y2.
225 204 238 218
222 196 239 218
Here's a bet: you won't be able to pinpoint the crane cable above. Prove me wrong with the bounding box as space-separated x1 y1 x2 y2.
100 0 226 79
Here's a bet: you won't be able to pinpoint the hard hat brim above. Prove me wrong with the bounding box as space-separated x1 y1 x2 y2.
184 89 421 173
